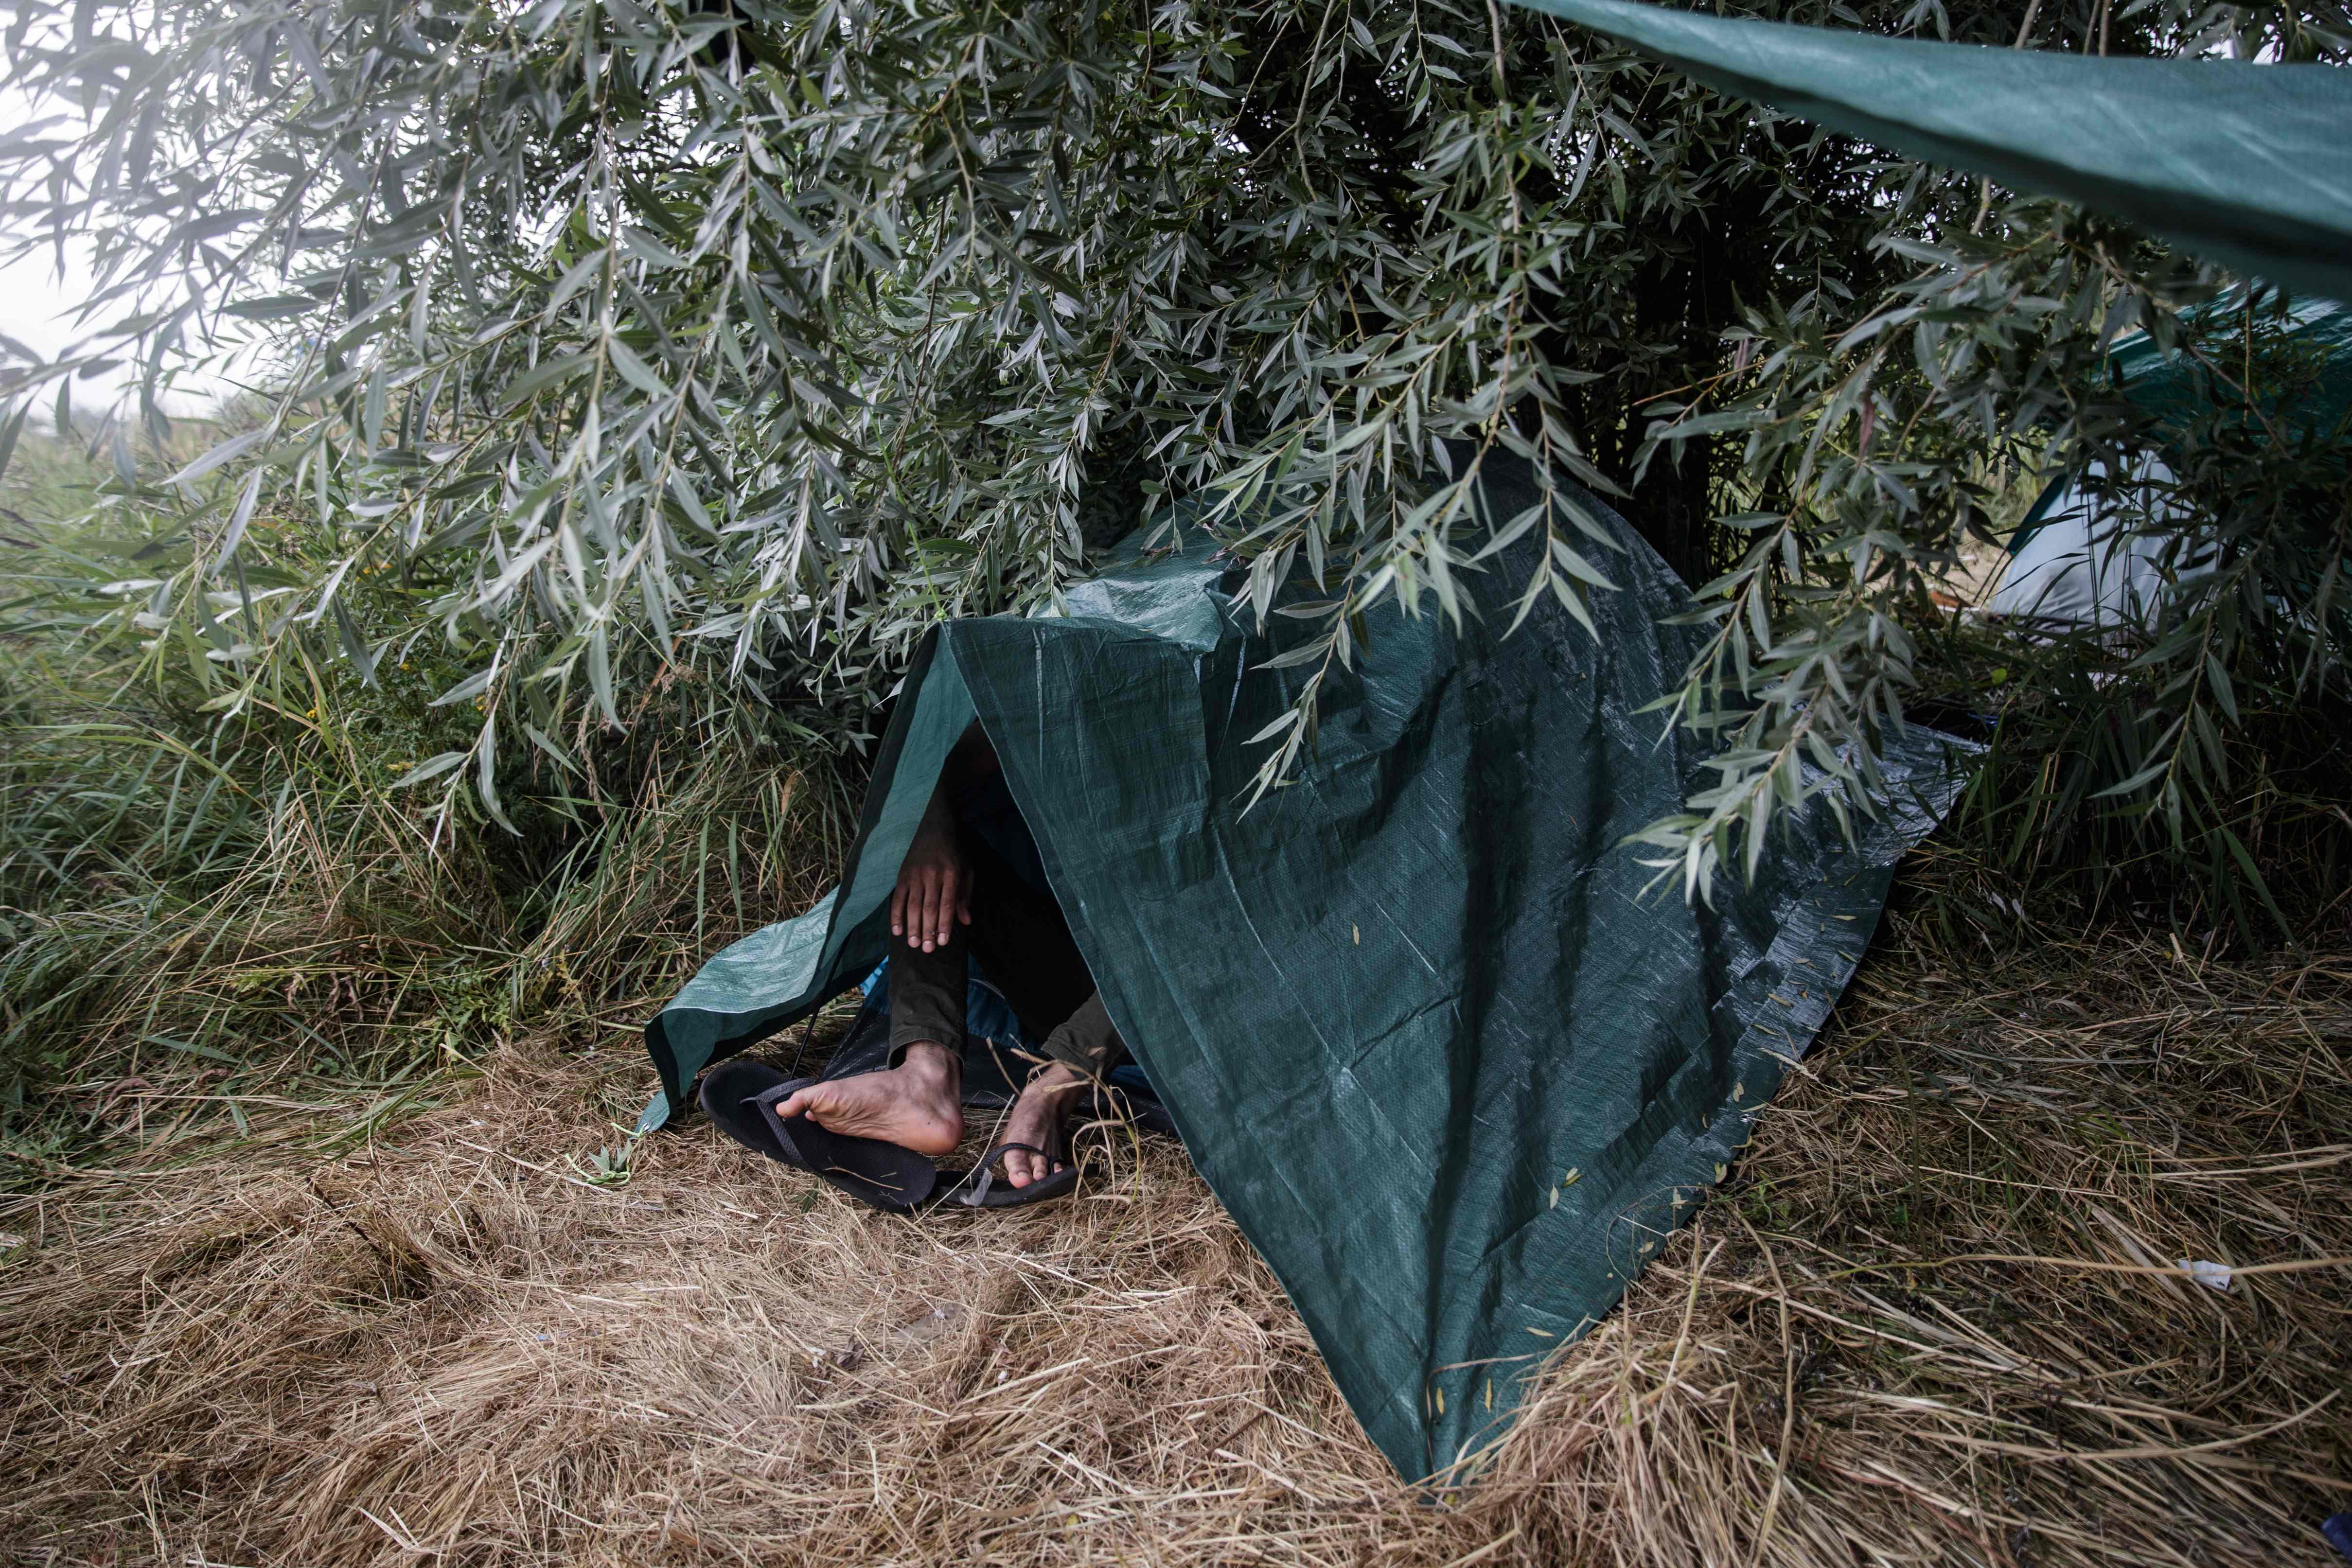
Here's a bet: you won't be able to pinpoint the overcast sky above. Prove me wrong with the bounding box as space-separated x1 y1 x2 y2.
0 84 239 422
0 237 251 421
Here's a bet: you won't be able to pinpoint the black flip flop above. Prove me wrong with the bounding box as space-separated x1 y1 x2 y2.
697 1058 940 1213
948 1142 1080 1209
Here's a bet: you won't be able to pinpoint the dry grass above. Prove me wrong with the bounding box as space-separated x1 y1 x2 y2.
2 931 2347 1567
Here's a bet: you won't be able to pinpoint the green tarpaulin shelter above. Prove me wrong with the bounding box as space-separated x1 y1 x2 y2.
1503 0 2352 305
2099 293 2352 439
640 0 2342 1475
2002 292 2352 577
644 458 1964 1478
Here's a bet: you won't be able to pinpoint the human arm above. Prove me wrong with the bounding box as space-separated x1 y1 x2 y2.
889 722 996 951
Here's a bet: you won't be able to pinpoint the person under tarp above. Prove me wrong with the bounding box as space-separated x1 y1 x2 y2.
643 454 1967 1479
697 722 1130 1208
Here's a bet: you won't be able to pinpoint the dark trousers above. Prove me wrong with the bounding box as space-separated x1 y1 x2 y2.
886 833 1127 1081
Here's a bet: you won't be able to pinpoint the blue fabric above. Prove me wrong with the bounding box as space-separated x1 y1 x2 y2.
860 958 1036 1053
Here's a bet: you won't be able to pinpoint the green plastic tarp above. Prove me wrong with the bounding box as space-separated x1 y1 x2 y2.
2011 291 2352 551
2104 293 2352 432
644 457 1965 1479
1504 0 2352 304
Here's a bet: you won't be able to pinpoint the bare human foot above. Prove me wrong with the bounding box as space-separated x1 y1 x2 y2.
1001 1061 1089 1187
772 1042 963 1157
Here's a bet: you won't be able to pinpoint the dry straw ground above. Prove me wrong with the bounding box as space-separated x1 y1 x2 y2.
2 929 2347 1567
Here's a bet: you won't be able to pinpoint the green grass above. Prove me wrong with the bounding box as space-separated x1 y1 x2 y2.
2 405 2339 1195
0 423 852 1186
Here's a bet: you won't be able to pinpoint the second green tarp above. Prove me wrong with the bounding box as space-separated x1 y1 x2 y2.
1504 0 2352 303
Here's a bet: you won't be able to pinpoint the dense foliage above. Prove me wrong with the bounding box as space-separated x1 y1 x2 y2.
0 0 2346 932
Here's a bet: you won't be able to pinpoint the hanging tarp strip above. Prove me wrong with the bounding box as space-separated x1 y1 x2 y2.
1503 0 2352 304
643 459 1966 1479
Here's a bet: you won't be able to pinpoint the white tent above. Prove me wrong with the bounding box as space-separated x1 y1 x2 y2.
1989 456 2214 631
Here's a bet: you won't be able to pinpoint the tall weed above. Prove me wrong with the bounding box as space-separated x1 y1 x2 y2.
0 428 848 1179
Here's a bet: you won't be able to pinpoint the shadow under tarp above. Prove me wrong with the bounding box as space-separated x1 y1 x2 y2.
642 457 1966 1479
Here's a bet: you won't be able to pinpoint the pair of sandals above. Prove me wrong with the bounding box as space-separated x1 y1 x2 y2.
698 1058 1081 1213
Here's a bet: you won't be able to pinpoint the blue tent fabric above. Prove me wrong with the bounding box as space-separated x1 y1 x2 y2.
643 458 1966 1478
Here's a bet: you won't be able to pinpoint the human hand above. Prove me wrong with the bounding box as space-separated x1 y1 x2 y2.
891 820 970 952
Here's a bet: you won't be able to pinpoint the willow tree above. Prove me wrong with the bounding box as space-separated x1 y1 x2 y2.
1 0 2345 914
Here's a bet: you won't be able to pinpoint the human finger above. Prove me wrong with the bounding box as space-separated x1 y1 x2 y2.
918 872 941 952
922 869 950 945
890 881 906 937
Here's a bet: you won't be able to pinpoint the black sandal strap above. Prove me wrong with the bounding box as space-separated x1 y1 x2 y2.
962 1141 1067 1205
745 1078 813 1162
